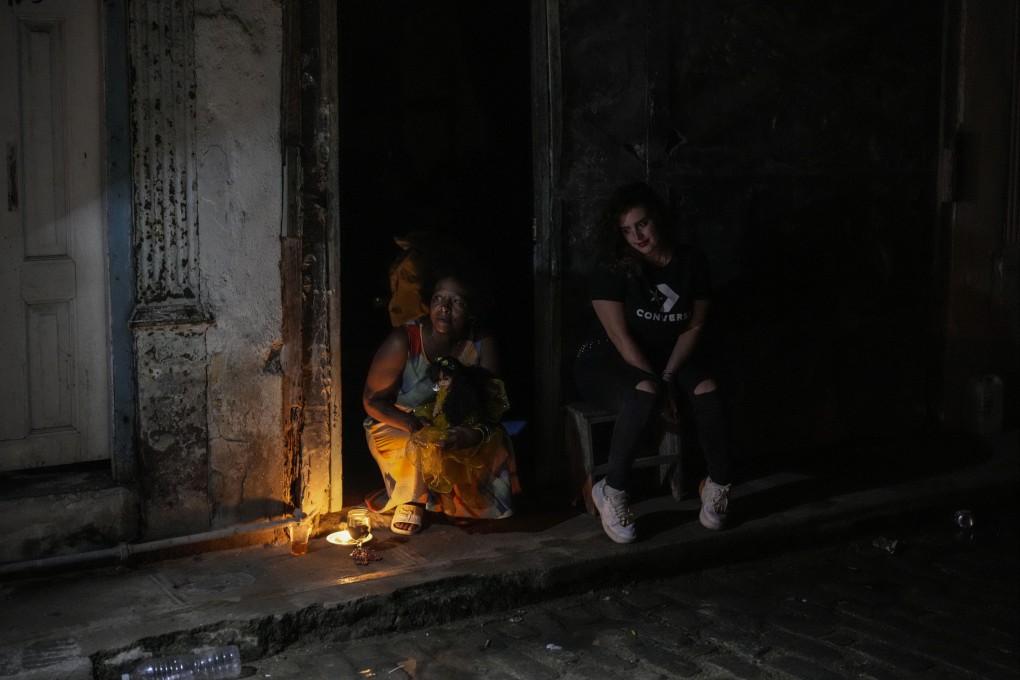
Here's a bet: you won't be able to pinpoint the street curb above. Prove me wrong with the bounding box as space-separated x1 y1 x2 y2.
84 445 1017 680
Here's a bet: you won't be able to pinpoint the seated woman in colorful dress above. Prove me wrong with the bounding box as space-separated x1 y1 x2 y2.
362 272 519 534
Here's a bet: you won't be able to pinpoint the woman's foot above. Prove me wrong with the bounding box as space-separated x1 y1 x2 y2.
591 479 636 543
698 477 730 530
390 503 425 535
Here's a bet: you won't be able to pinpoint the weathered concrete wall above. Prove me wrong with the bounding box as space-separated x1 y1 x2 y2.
128 0 215 537
128 0 287 538
194 0 288 527
556 0 948 473
135 327 213 535
0 470 137 564
3 0 292 557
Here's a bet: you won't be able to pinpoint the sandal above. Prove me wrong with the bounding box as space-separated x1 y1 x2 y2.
390 503 424 535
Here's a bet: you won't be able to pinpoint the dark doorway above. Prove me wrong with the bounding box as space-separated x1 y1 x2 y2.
337 1 534 506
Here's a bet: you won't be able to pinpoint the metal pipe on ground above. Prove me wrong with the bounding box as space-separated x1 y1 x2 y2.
0 516 297 577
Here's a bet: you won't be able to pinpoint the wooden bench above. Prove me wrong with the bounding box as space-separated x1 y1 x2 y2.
564 401 684 515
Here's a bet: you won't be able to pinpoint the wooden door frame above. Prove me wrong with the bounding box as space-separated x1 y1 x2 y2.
530 0 563 490
282 0 563 505
934 0 1020 429
281 0 341 514
105 0 137 483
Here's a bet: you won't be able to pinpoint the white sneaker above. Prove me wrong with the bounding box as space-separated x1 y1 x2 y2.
591 479 636 544
699 477 730 530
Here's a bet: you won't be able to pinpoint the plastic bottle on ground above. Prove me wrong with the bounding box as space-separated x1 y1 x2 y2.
121 644 241 680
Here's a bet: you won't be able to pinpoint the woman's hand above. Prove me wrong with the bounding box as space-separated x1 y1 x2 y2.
404 414 429 434
436 425 483 449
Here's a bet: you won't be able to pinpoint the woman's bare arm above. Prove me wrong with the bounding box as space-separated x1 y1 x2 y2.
362 328 424 432
477 335 501 375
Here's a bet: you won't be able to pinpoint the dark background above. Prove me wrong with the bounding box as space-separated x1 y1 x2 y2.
337 0 1012 507
555 0 947 486
338 1 534 505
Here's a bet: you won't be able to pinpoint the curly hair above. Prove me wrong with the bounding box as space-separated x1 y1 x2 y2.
594 182 678 276
428 356 492 426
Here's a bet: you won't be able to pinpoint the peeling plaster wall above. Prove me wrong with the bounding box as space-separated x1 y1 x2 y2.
194 0 287 526
136 328 212 533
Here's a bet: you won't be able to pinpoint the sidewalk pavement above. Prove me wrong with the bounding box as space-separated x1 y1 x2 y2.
1 430 1016 680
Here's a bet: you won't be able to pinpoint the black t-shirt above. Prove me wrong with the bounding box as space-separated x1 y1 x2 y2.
588 245 712 365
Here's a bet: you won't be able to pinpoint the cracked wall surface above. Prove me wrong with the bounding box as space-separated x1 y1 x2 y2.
129 0 287 537
196 0 287 528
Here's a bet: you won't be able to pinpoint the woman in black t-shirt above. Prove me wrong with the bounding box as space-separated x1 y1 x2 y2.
575 182 733 544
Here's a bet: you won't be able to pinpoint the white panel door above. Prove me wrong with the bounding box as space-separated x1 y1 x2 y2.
0 0 110 471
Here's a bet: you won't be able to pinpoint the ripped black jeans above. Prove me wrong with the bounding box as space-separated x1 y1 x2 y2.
574 339 732 492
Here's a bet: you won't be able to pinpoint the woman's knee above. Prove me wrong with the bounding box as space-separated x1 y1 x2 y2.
636 379 660 395
693 378 717 395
